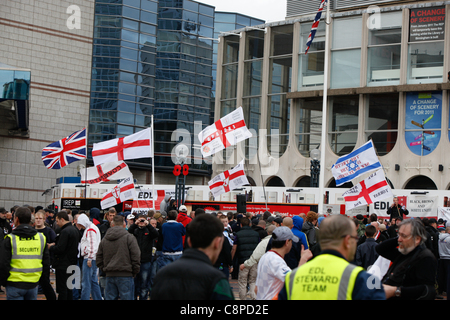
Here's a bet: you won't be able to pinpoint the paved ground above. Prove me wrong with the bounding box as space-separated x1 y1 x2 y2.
0 272 242 300
0 273 445 300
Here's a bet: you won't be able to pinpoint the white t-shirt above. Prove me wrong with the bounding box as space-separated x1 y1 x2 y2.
256 250 291 300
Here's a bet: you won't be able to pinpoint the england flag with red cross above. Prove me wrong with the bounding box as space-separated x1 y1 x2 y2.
92 127 153 167
208 160 249 199
100 176 137 209
342 170 393 211
198 107 252 158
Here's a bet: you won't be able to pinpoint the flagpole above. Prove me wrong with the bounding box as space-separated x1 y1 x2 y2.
318 0 330 216
256 150 268 211
151 115 155 210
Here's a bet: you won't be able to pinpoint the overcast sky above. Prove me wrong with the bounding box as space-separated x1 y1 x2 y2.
195 0 287 23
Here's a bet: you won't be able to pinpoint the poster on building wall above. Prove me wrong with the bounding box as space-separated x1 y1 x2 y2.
409 6 446 42
405 92 441 156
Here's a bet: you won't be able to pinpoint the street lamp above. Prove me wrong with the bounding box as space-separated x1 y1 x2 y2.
310 149 321 188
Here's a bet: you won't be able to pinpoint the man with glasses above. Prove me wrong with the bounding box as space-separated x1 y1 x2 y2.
279 214 386 300
377 218 437 300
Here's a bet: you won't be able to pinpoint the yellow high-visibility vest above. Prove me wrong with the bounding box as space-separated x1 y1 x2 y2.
285 253 364 300
7 232 46 283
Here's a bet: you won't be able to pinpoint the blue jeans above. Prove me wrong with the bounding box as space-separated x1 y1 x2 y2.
157 253 182 270
81 259 103 300
134 261 152 300
6 285 38 300
105 276 134 300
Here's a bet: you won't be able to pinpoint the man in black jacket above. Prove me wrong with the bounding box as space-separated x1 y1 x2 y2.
377 218 437 300
151 214 234 300
386 196 408 222
231 217 260 300
48 210 80 300
128 214 158 300
355 224 379 270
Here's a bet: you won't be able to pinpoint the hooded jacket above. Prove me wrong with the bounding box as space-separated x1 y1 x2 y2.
78 214 101 261
159 195 171 215
96 226 141 277
438 232 450 259
292 216 309 250
0 224 50 289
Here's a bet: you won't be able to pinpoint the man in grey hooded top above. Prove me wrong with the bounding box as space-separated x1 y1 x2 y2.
159 195 171 215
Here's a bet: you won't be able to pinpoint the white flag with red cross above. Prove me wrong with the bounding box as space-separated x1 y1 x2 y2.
81 161 133 185
208 160 249 198
92 127 153 166
100 176 137 209
198 107 252 157
342 169 393 211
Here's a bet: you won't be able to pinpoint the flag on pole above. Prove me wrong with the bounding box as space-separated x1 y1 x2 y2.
41 128 87 169
81 161 133 185
198 107 252 158
331 140 382 186
92 127 152 166
100 176 137 210
342 170 393 211
305 0 327 54
208 160 249 198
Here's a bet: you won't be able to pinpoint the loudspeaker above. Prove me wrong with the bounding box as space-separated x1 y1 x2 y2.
236 194 247 213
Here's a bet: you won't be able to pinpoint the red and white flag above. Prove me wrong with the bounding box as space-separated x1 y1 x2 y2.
100 176 137 209
198 107 252 157
81 161 133 185
342 170 393 211
92 127 153 166
208 160 249 198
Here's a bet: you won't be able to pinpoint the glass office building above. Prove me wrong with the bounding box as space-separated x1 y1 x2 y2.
154 0 215 174
89 0 158 168
89 0 267 179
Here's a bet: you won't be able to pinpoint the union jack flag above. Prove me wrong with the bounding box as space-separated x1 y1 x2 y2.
305 0 327 54
42 128 87 169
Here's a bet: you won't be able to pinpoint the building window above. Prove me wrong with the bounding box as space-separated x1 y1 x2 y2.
407 42 444 84
295 97 322 157
330 17 362 89
298 20 325 89
329 95 359 156
267 25 293 157
367 11 402 86
365 93 399 156
242 31 264 160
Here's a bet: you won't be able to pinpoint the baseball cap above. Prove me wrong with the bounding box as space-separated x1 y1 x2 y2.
179 205 187 212
127 214 135 220
272 226 299 243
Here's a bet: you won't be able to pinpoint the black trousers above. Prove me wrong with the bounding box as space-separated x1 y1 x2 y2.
55 268 73 300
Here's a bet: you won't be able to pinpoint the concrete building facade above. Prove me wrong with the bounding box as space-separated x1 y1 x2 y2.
214 0 450 193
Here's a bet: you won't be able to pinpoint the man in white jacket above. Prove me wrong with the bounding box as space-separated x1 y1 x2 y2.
76 213 102 300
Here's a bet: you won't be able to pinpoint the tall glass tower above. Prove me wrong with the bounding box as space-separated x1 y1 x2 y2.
89 0 265 180
89 0 158 169
154 0 215 175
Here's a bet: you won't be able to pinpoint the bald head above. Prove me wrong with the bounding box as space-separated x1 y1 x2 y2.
267 224 276 235
318 215 355 250
283 217 293 229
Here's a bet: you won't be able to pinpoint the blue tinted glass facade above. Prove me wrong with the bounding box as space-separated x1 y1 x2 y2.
90 0 158 167
155 0 214 171
89 0 262 175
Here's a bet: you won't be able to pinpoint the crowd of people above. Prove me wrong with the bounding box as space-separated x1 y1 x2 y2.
0 195 449 300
